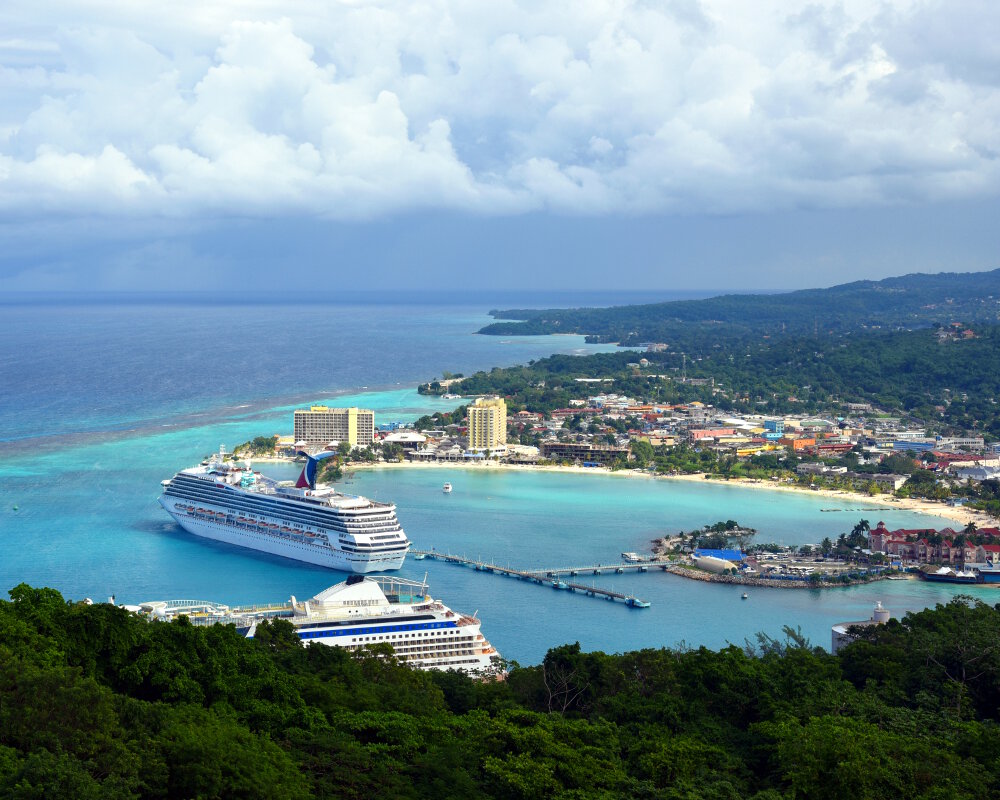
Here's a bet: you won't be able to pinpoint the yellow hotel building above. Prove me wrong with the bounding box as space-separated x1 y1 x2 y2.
468 397 507 451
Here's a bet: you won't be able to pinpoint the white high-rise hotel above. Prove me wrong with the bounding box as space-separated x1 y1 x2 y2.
293 406 375 449
467 397 507 451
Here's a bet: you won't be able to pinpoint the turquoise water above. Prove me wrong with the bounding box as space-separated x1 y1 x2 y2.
1 298 993 664
331 466 992 663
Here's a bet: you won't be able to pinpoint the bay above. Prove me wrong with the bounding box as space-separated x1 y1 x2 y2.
0 295 991 665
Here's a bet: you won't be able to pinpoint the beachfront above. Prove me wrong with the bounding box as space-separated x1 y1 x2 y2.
340 458 993 529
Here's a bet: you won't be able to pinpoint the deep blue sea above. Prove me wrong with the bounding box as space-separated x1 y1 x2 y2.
0 292 990 664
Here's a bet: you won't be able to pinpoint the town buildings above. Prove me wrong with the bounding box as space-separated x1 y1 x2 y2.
869 521 1000 564
539 441 629 465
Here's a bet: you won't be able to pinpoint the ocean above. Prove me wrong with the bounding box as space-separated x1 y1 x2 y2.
0 293 988 664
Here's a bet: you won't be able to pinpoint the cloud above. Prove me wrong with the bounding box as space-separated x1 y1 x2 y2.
0 0 997 220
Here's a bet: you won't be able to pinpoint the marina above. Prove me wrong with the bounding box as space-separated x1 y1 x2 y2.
409 550 652 607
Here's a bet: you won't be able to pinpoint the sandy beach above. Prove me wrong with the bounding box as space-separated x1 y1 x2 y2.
343 458 993 528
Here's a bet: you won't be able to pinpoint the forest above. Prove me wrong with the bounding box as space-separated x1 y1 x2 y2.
435 325 1000 437
1 585 998 798
480 268 1000 346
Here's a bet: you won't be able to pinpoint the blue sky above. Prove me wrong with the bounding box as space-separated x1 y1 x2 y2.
1 1 998 293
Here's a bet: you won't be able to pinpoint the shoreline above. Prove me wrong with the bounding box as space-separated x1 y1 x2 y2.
658 562 891 590
342 459 991 528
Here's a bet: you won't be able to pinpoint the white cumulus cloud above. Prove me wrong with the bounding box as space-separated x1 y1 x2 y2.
0 0 997 219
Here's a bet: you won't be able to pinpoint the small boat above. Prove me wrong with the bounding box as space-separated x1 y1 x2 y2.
552 580 568 590
625 596 651 608
442 483 453 493
741 592 749 600
414 553 427 561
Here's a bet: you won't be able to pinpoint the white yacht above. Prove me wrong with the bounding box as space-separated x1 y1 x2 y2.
159 450 409 573
442 483 453 493
137 575 500 674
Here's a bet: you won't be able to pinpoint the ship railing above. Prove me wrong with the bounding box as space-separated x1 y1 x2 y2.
366 575 430 598
145 599 231 614
230 602 294 615
182 614 251 628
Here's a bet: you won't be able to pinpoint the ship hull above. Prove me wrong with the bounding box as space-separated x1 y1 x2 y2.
299 627 498 672
160 498 406 573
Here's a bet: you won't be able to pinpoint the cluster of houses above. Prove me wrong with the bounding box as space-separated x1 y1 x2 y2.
868 521 1000 565
384 391 1000 480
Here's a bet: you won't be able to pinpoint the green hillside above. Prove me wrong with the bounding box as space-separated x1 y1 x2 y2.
481 268 1000 345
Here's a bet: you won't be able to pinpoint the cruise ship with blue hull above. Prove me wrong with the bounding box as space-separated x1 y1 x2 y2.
159 451 410 573
136 575 500 674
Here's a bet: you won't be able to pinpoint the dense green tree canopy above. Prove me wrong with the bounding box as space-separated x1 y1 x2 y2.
1 585 998 798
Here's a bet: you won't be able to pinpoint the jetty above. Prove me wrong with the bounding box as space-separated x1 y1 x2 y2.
409 550 651 608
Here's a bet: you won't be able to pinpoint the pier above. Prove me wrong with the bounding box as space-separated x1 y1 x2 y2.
409 550 652 607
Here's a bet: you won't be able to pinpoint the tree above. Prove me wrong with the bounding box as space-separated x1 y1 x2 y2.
317 459 343 483
381 442 404 462
630 439 654 467
233 436 279 457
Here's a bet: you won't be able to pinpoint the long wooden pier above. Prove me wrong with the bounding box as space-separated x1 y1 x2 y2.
409 550 652 607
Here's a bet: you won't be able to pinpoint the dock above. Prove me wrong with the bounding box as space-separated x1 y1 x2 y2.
410 550 652 607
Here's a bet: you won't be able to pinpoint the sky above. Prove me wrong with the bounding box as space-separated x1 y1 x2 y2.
1 0 998 293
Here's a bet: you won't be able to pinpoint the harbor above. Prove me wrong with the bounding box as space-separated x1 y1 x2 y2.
409 550 652 607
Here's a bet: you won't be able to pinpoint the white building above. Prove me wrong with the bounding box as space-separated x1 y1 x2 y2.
293 406 375 449
831 602 891 653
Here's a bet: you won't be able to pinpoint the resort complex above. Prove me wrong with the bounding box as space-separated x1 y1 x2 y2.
293 405 375 449
466 396 507 451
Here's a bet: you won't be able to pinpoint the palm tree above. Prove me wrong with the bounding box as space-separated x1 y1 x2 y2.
851 519 871 538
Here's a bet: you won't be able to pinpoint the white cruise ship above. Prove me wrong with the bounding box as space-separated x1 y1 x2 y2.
158 451 409 573
137 575 500 674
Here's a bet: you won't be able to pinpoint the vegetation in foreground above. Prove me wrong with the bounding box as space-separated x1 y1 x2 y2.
1 585 999 799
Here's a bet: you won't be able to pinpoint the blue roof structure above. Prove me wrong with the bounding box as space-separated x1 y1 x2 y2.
694 548 746 562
